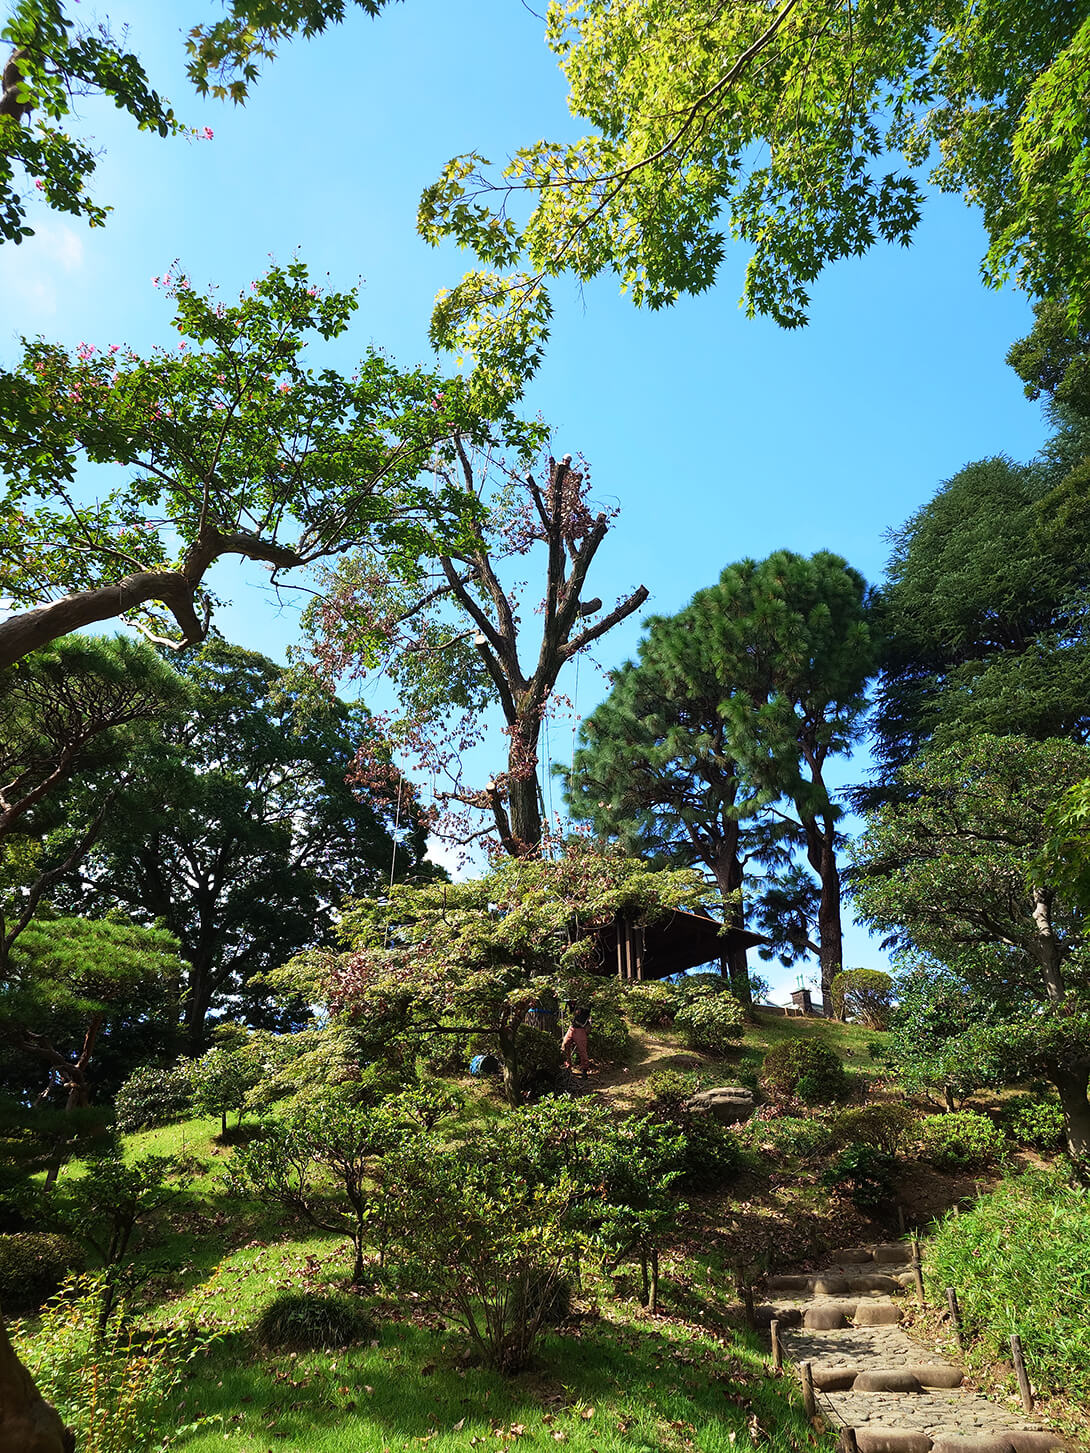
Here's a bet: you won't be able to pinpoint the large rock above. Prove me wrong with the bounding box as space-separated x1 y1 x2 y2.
854 1369 924 1394
906 1364 963 1390
856 1432 932 1453
687 1086 757 1124
854 1300 903 1326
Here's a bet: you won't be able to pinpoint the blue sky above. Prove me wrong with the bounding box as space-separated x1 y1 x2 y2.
0 0 1053 998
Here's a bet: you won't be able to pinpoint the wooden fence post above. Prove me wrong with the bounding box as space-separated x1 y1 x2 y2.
838 1428 859 1453
946 1287 963 1347
801 1361 816 1419
911 1239 926 1307
770 1318 782 1372
1010 1334 1034 1413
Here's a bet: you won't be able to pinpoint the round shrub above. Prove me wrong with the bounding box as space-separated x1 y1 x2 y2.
735 1115 832 1161
677 972 729 1001
829 1103 917 1155
623 983 680 1029
830 968 893 1029
760 1039 851 1104
821 1143 898 1210
1002 1095 1066 1153
590 1009 630 1064
647 1068 704 1118
915 1109 1005 1170
677 1114 744 1191
114 1063 193 1134
254 1292 376 1350
675 994 745 1055
0 1232 85 1308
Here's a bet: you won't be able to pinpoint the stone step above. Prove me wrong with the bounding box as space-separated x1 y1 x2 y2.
812 1366 964 1393
767 1271 907 1297
851 1432 1065 1453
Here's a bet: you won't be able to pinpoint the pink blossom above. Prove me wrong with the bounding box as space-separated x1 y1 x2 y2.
278 383 291 393
202 127 213 140
33 178 43 190
109 344 120 354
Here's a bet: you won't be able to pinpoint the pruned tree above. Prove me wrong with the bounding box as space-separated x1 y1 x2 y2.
308 449 646 857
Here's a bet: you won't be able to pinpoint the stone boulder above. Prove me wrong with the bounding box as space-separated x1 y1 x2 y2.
686 1086 757 1124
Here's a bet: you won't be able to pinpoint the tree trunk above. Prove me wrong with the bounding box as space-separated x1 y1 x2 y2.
497 1025 522 1106
0 1314 74 1453
804 819 843 1014
505 715 543 856
1051 1062 1090 1171
713 850 751 1006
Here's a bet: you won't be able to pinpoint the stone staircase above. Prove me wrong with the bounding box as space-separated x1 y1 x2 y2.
752 1242 1067 1453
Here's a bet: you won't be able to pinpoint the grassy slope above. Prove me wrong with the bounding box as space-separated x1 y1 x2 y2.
24 1011 887 1452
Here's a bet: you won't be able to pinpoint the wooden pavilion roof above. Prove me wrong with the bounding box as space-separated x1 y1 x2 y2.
582 908 766 981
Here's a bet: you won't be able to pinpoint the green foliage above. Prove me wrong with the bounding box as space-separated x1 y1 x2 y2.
228 1093 400 1284
927 1171 1090 1401
253 1291 376 1351
114 1063 193 1134
674 994 745 1056
915 1110 1006 1171
1002 1095 1067 1152
67 640 430 1048
623 982 680 1029
830 969 893 1028
677 973 731 1001
821 1143 898 1211
421 1 1090 388
190 1046 261 1136
735 1115 831 1162
0 263 486 669
870 430 1090 777
589 1007 630 1064
0 1231 83 1307
760 1040 850 1105
11 1273 213 1452
384 1126 584 1372
828 1103 917 1157
40 1153 174 1269
883 965 997 1108
675 1115 744 1193
646 1069 704 1118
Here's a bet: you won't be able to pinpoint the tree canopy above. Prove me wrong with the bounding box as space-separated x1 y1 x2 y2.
0 261 493 671
59 640 431 1051
420 0 1090 390
852 733 1090 1164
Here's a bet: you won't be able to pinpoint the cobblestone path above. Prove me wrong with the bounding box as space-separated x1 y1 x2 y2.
752 1243 1068 1453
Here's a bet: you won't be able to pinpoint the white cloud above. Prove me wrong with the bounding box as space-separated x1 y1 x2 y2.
0 221 85 325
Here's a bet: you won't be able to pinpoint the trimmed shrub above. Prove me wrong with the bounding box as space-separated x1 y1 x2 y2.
829 1103 917 1156
735 1115 832 1162
647 1068 704 1118
677 972 729 1001
675 994 744 1055
821 1143 898 1211
927 1171 1090 1401
915 1109 1005 1170
591 1008 630 1064
760 1040 851 1104
0 1232 84 1307
255 1292 376 1350
114 1063 193 1134
830 968 893 1028
1001 1095 1066 1152
623 983 680 1029
677 1114 744 1191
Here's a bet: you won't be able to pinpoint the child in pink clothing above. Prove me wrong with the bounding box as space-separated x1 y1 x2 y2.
561 1003 592 1075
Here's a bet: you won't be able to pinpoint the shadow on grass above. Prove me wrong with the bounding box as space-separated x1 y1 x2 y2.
172 1306 825 1453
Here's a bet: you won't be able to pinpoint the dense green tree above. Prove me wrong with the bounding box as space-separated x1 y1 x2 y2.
564 623 762 1002
0 262 494 672
573 551 876 1008
852 734 1090 1165
0 912 181 1119
59 641 429 1051
869 451 1090 779
420 0 1090 389
0 634 190 973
